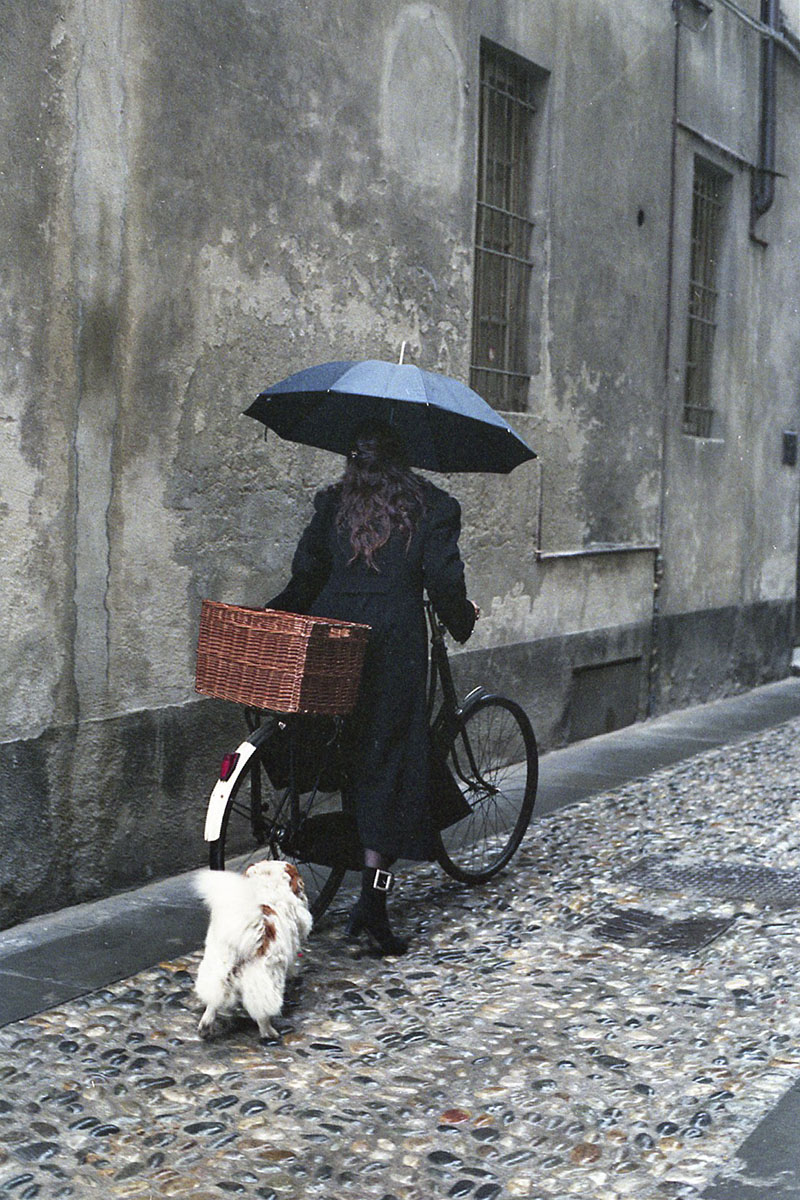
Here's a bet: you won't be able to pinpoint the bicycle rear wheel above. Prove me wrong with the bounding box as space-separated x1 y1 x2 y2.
208 747 346 920
436 694 538 884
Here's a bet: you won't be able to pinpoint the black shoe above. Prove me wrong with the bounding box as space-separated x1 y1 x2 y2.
346 869 409 956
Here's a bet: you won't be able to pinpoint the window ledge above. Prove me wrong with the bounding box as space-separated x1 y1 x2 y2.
681 434 725 446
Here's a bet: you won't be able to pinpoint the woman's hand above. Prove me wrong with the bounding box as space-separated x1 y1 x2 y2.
471 601 481 620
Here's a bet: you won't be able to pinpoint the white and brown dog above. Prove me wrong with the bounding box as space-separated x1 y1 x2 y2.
194 860 312 1041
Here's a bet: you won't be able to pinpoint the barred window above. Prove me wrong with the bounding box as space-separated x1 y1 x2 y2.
683 158 730 437
470 43 539 412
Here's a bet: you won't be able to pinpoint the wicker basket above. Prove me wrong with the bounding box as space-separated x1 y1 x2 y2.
195 601 370 715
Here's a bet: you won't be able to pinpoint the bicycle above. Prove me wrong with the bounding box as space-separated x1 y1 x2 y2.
202 599 539 919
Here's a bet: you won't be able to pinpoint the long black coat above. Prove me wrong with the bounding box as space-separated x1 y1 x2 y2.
268 480 475 861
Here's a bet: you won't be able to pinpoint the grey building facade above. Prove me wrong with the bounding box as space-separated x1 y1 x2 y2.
2 0 800 927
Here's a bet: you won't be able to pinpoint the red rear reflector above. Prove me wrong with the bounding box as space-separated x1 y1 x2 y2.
219 752 240 782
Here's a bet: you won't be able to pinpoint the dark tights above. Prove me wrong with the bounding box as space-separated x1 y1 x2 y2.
364 849 395 871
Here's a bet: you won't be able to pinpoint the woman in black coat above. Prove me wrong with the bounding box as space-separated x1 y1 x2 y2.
268 421 477 954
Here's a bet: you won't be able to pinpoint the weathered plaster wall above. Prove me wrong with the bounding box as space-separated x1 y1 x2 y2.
654 7 800 708
2 0 799 926
1 0 489 926
463 0 671 559
129 0 483 690
0 3 78 745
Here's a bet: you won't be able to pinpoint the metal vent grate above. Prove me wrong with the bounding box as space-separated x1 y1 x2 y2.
622 856 800 910
592 907 736 952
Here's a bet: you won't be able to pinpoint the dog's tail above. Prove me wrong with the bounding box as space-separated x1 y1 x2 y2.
194 869 278 968
194 868 261 913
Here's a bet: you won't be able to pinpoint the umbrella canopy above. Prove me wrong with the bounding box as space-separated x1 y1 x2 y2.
244 359 536 473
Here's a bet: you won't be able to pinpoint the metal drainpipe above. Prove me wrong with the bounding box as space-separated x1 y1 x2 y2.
751 0 779 236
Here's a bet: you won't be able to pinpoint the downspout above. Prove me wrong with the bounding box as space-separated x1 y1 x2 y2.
750 0 779 240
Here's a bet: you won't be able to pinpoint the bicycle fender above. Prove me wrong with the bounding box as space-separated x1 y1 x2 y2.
203 739 260 842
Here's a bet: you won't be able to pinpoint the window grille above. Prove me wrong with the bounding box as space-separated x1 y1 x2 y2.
470 44 537 412
683 159 727 438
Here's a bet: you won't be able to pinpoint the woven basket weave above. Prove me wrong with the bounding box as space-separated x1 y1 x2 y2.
195 601 370 715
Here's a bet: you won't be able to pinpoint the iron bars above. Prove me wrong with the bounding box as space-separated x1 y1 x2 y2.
683 158 728 438
470 44 537 413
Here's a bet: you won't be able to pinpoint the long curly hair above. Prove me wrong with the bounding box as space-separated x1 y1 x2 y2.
335 421 426 570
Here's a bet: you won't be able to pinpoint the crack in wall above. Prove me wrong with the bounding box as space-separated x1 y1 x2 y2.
70 0 128 720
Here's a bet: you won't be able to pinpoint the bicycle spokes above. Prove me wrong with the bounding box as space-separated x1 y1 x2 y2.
436 696 538 884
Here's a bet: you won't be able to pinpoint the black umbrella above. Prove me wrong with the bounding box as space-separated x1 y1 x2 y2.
244 359 536 473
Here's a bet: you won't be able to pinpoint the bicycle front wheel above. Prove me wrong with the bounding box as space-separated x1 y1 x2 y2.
436 695 538 884
208 747 346 921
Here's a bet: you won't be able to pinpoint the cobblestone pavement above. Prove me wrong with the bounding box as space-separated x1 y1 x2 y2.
4 718 800 1199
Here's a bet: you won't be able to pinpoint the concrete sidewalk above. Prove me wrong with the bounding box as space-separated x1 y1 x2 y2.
3 675 800 1027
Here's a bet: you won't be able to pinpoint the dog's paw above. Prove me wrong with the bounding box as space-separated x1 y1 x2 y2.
197 1009 218 1041
271 1015 296 1038
257 1019 281 1042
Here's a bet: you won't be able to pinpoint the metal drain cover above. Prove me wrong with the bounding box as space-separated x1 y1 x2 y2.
622 856 800 910
592 907 736 952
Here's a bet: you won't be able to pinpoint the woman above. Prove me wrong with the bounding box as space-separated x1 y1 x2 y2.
268 421 477 954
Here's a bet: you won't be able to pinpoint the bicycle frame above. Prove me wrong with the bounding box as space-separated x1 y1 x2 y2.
204 597 537 907
425 599 487 751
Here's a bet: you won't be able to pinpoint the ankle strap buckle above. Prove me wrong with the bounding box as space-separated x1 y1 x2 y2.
371 868 394 893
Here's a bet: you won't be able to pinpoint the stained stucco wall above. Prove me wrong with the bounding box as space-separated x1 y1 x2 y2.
655 6 800 706
1 0 798 926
